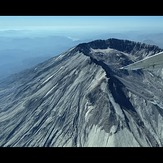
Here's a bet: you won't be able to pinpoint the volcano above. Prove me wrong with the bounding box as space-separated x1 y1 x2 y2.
0 38 163 147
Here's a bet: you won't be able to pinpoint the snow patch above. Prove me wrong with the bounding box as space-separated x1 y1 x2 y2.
42 74 55 85
44 85 57 97
90 47 113 53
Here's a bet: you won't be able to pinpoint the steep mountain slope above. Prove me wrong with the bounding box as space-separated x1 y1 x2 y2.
121 51 163 71
0 38 163 147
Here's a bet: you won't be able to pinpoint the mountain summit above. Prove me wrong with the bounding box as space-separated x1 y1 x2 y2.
0 38 163 147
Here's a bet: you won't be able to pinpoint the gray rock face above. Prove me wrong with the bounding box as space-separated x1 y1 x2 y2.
0 38 163 147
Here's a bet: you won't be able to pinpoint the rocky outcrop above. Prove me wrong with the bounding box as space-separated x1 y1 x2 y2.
75 38 162 61
0 38 163 147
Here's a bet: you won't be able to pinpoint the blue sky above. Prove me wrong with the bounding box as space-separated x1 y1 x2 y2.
0 16 163 32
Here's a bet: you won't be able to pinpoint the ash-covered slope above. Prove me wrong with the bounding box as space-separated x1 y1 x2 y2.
121 51 163 71
0 38 163 147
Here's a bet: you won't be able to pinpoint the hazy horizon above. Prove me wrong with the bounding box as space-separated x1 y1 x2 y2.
0 16 163 79
0 16 163 33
